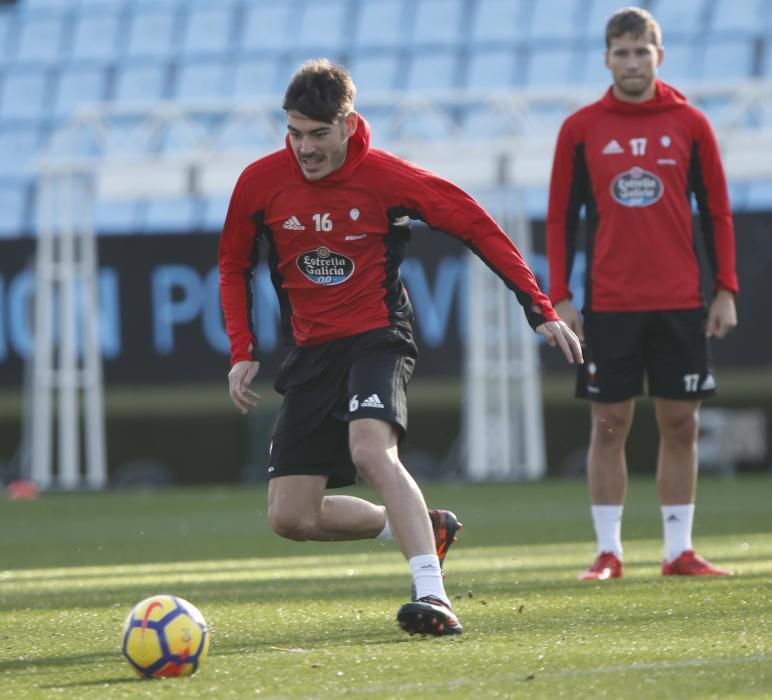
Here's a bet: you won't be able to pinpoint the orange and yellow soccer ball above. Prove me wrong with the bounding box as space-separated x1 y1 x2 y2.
122 595 210 678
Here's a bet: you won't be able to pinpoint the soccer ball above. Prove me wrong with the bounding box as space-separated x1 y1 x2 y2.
122 594 210 678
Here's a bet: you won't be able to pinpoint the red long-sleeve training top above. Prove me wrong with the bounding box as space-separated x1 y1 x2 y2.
220 116 557 364
547 81 738 312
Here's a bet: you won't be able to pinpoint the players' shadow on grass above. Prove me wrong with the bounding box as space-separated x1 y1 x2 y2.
0 650 115 674
4 561 766 615
40 677 139 689
0 572 416 612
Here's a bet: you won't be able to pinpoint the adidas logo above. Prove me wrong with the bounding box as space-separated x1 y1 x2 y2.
282 215 305 231
700 374 716 391
602 139 624 154
361 393 384 409
667 514 679 522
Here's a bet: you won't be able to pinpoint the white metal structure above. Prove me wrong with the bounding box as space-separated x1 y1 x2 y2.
465 192 546 480
30 169 107 489
28 81 772 486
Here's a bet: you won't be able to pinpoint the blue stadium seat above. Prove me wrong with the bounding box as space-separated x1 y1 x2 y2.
461 105 516 139
519 104 573 138
102 119 157 159
0 68 50 122
412 0 463 47
43 120 101 161
522 187 548 219
580 46 611 87
583 0 634 43
296 0 349 52
180 5 235 57
358 108 396 145
727 182 748 210
647 0 709 38
745 180 772 209
94 199 144 235
755 96 772 129
124 7 177 60
691 96 735 128
18 0 71 8
527 0 582 42
130 0 181 5
469 0 526 46
215 118 278 154
657 41 698 83
465 48 522 90
143 196 201 233
764 39 772 78
0 124 40 177
525 46 577 87
113 63 168 103
709 0 763 35
353 0 406 49
394 110 455 142
68 10 121 63
0 181 29 237
172 60 233 101
232 58 283 98
347 52 401 93
0 10 12 65
240 3 292 53
158 118 214 156
13 12 67 65
697 38 756 81
51 66 106 120
405 50 458 91
203 196 229 232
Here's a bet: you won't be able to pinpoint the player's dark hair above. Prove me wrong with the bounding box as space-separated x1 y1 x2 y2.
605 7 662 48
282 58 356 124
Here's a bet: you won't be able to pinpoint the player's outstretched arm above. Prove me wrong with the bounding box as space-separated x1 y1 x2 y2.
706 289 738 339
228 360 261 414
535 320 584 365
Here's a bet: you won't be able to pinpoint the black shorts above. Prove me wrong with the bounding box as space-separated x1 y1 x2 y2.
267 325 417 488
576 309 717 402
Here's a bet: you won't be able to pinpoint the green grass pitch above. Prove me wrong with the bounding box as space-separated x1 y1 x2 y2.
1 476 770 699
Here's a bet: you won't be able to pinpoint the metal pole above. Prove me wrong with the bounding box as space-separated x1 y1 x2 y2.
79 173 108 489
465 253 488 480
31 176 56 489
58 173 80 488
496 280 511 478
510 192 546 479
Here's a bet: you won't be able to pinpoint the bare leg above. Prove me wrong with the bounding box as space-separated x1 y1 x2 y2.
267 474 387 541
266 418 436 555
348 418 435 561
587 400 635 505
655 398 700 505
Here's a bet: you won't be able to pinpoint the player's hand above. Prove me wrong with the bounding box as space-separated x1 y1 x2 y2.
706 289 737 339
536 319 584 365
554 299 584 343
228 360 261 414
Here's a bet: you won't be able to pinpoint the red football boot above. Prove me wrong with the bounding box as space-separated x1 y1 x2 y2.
578 552 623 580
662 550 732 576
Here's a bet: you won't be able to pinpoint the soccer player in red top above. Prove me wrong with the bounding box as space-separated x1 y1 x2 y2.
220 59 583 635
547 8 738 580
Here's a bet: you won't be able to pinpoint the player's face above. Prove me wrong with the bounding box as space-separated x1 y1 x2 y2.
287 111 357 181
605 32 663 102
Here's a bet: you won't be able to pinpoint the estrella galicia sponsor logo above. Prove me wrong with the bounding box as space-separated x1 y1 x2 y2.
296 246 355 285
611 167 664 207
